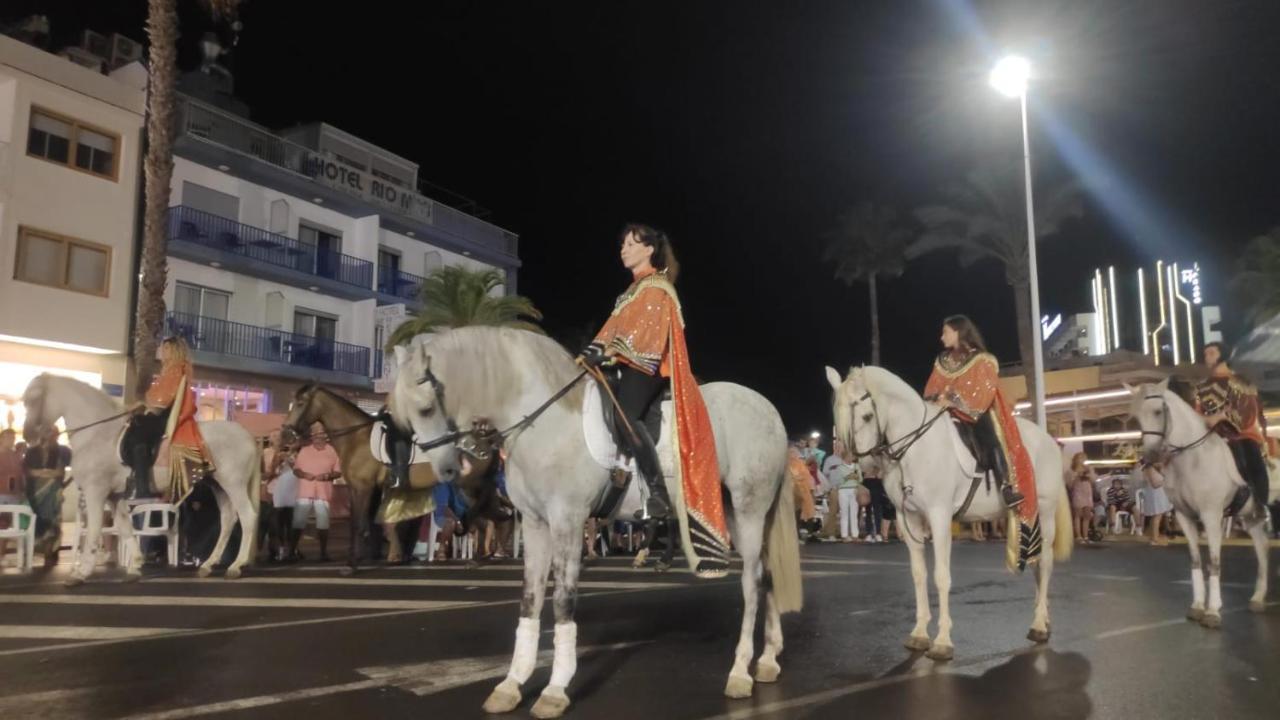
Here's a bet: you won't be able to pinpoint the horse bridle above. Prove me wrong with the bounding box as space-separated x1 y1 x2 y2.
1138 392 1214 457
844 388 949 462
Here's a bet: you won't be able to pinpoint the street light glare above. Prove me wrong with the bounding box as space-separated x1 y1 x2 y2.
990 55 1031 98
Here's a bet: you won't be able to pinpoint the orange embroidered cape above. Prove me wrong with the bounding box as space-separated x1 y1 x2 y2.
146 361 208 460
593 270 730 571
925 350 1037 524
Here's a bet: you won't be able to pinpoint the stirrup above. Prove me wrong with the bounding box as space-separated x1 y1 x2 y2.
1001 485 1025 509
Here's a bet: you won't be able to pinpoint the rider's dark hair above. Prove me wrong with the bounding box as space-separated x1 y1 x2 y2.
943 314 988 353
620 223 680 284
1204 341 1229 364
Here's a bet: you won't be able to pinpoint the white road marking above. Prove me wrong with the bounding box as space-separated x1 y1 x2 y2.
115 643 648 719
1093 619 1187 639
0 593 479 611
144 576 686 590
0 625 185 640
1073 574 1139 581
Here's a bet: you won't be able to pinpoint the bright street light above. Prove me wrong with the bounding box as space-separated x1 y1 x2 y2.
991 53 1047 428
989 55 1030 98
810 431 821 440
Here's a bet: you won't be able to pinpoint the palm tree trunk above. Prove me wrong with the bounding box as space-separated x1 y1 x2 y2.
131 0 180 400
868 274 881 366
1012 280 1039 415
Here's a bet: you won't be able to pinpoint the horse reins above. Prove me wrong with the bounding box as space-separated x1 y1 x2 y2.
846 390 949 462
1140 393 1216 458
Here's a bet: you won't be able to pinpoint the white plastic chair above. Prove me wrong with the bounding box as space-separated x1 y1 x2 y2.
1111 510 1133 535
122 503 180 568
0 505 36 571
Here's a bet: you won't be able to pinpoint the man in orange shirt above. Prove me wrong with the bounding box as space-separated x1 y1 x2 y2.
288 423 342 562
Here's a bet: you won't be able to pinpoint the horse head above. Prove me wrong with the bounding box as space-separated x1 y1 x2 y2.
390 341 462 483
282 384 322 445
1125 377 1172 461
825 365 881 458
21 374 56 440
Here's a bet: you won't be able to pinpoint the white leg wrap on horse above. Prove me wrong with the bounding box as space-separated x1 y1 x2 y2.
549 622 578 688
1191 567 1205 606
508 616 541 684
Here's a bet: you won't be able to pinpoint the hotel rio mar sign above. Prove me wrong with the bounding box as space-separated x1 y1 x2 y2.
303 153 434 225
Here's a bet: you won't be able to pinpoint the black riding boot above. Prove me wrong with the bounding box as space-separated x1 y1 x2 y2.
976 413 1024 509
632 425 671 520
126 443 158 500
388 437 411 491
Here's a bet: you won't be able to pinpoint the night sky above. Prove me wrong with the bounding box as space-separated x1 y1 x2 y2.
10 1 1280 436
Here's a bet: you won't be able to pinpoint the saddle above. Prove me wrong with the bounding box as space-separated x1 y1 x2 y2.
369 415 437 490
583 376 671 519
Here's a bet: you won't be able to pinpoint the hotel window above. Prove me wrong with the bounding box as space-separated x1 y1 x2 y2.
294 310 337 340
299 224 342 279
14 227 111 296
26 108 119 180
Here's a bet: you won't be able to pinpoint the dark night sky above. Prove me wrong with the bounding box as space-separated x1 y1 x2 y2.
10 1 1280 436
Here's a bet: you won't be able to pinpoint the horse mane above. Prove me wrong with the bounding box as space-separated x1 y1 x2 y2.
34 373 119 414
861 365 925 405
313 385 373 419
421 326 586 421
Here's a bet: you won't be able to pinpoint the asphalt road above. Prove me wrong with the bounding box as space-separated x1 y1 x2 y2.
0 538 1276 719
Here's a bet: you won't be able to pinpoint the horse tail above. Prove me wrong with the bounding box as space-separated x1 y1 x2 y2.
247 443 263 563
1053 477 1073 562
764 464 803 614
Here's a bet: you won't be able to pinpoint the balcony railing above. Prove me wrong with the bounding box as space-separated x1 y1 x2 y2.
377 265 424 301
168 206 374 290
176 95 519 259
165 311 372 377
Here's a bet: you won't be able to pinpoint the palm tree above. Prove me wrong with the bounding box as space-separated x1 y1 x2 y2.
822 201 912 366
131 0 242 398
1232 227 1280 327
387 266 545 347
910 160 1083 405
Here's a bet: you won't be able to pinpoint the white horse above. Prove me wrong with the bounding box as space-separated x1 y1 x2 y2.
22 374 261 583
1126 379 1270 626
389 327 801 719
826 365 1073 660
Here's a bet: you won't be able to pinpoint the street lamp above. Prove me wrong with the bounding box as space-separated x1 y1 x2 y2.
989 54 1047 429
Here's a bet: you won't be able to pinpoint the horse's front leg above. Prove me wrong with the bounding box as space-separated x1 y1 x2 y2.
530 517 585 719
343 485 371 575
1246 516 1270 613
114 500 143 581
1177 510 1206 621
69 487 108 585
901 511 932 651
925 509 955 661
483 514 552 715
1200 513 1225 628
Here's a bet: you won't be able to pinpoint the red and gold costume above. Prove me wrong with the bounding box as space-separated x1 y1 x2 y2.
925 349 1040 570
592 269 730 573
1195 374 1267 446
145 360 209 500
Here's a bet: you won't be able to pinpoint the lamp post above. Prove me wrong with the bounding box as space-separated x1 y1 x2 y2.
990 55 1046 429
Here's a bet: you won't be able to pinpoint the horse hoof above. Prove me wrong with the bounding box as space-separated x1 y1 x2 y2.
1186 607 1205 622
926 643 955 662
1026 628 1050 644
482 679 522 714
724 673 754 699
530 686 570 719
225 567 242 580
387 553 403 564
1200 613 1222 629
339 566 356 577
654 561 670 574
1249 600 1267 614
632 550 649 569
197 565 213 579
754 659 781 683
64 575 85 588
904 635 931 652
124 571 142 583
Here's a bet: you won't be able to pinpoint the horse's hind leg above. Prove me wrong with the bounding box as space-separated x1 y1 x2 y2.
925 509 955 661
1029 505 1056 643
224 480 259 579
114 500 143 580
901 512 932 652
199 485 236 578
69 486 108 585
483 515 552 715
1246 515 1270 613
1200 513 1225 628
1177 511 1206 621
725 515 763 698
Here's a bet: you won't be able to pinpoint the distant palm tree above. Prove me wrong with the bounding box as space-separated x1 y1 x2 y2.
822 201 912 366
910 160 1083 405
132 0 243 398
1232 227 1280 327
387 266 544 347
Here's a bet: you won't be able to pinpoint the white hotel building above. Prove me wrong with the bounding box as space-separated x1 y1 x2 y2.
1 32 521 429
0 34 146 428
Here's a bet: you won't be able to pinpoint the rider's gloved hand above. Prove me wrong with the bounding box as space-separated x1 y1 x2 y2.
577 343 608 368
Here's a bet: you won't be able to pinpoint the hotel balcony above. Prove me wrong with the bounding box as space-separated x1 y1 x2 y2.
173 95 520 270
164 311 374 388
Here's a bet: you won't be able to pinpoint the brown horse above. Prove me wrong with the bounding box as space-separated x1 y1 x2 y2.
282 385 436 569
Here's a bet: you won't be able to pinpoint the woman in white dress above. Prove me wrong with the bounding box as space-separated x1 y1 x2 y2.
1141 461 1173 546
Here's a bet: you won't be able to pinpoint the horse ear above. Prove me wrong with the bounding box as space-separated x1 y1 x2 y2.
393 344 409 367
1122 382 1137 396
825 366 843 391
1156 377 1171 392
414 342 431 369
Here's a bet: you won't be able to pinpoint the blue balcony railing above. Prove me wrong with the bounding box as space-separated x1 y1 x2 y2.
376 265 424 301
165 311 372 377
167 206 374 290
